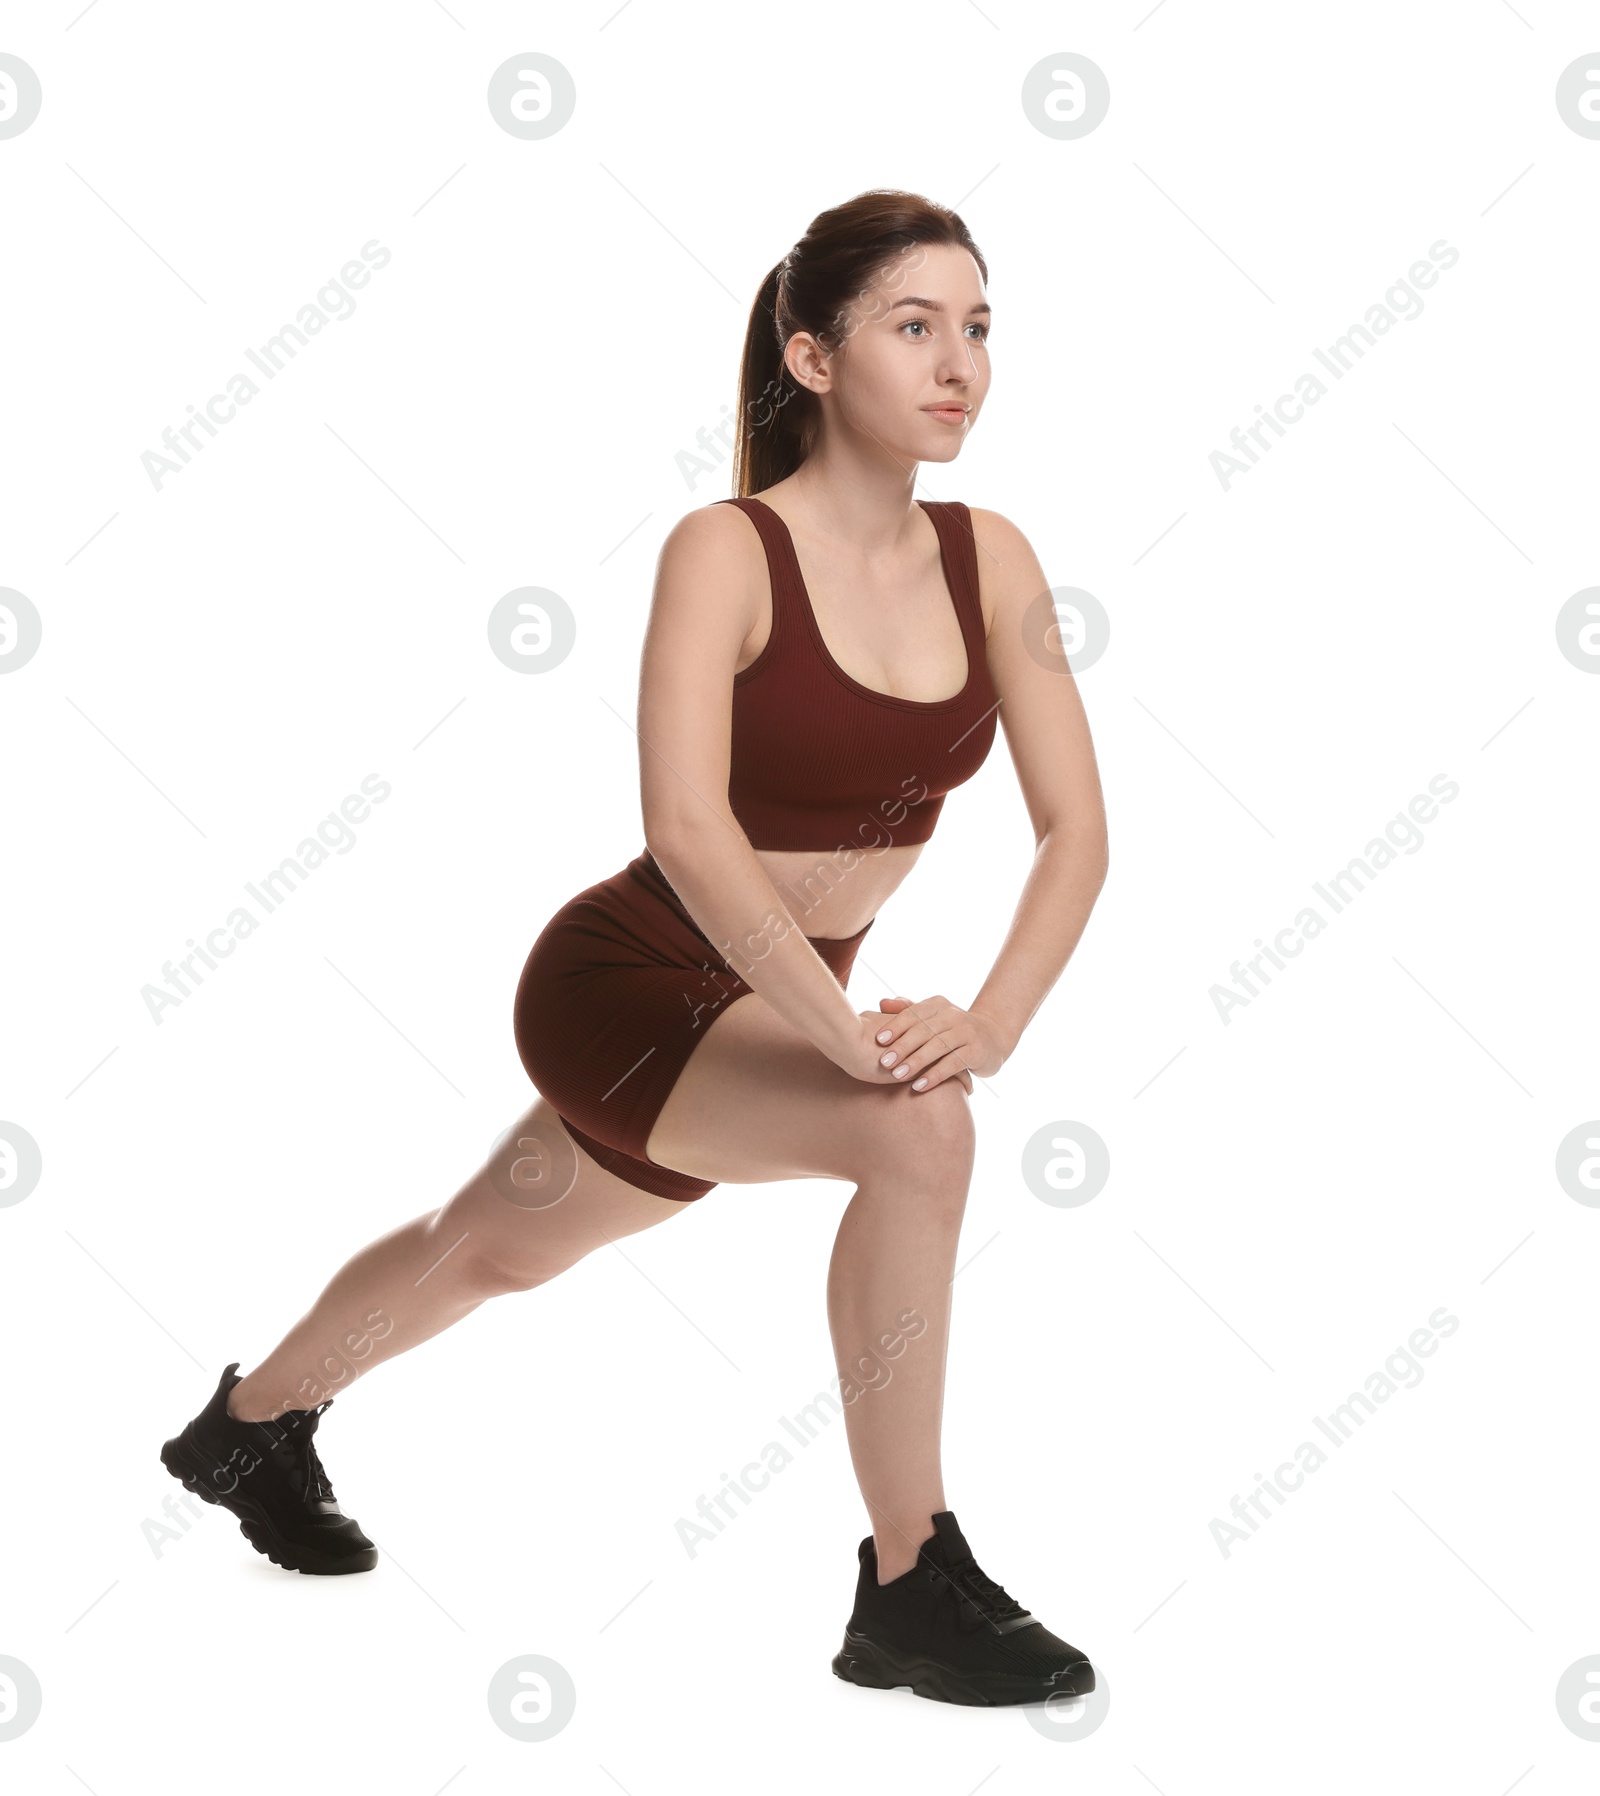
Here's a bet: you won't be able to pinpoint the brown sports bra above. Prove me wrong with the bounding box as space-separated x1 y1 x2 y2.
716 496 1000 853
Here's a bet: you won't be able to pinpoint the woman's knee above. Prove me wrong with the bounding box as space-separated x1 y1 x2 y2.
422 1192 557 1297
851 1077 976 1182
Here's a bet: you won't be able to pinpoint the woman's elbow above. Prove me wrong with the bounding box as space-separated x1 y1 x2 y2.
1041 818 1109 883
643 806 734 867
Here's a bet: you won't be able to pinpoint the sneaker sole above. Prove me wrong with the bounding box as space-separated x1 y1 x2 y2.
831 1627 1094 1707
159 1433 378 1576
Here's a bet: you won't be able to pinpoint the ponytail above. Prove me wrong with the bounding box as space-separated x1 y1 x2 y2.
732 261 809 497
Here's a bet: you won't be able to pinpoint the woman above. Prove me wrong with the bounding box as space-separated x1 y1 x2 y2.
159 189 1109 1709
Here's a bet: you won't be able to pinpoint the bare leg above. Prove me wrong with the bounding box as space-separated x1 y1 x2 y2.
826 1090 972 1581
226 1094 690 1423
645 990 975 1585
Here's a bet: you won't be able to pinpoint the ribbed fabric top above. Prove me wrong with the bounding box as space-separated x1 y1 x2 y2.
716 496 1000 852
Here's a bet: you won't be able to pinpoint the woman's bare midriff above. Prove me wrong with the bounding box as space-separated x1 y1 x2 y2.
751 841 927 940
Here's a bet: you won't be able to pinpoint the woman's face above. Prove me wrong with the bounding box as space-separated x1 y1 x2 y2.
787 241 991 467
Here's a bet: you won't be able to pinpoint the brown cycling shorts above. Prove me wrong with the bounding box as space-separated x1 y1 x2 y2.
512 849 874 1200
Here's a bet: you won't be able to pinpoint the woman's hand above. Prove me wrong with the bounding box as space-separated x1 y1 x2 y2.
863 994 1013 1094
828 1009 951 1089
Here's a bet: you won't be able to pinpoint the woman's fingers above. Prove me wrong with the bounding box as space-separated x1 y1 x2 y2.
870 997 973 1080
870 996 914 1044
907 1047 974 1093
878 1020 936 1069
883 1019 966 1080
861 1001 976 1091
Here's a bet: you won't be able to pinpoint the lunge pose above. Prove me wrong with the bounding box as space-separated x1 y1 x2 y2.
161 188 1109 1709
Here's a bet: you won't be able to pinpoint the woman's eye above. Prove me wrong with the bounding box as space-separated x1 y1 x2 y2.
900 318 989 342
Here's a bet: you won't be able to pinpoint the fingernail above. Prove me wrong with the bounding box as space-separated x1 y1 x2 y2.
894 1065 910 1078
912 1077 928 1090
876 1030 892 1043
881 1052 896 1066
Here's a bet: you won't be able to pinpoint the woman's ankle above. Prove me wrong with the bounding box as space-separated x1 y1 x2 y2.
874 1517 938 1583
225 1371 279 1424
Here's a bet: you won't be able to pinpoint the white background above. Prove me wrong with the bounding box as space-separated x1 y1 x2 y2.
1 1 1596 1789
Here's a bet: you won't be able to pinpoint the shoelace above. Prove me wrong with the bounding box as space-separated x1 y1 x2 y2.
265 1400 337 1504
931 1554 1030 1631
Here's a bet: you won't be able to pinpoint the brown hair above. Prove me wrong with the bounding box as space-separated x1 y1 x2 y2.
732 189 987 498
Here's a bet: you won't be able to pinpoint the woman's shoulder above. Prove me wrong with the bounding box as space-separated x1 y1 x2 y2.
963 503 1033 546
960 506 1049 638
927 500 1037 557
650 501 769 636
657 497 767 567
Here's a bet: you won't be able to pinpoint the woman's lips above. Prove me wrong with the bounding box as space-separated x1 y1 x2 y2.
923 407 968 424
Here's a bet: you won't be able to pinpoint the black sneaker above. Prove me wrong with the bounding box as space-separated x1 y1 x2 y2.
159 1361 378 1575
832 1511 1094 1706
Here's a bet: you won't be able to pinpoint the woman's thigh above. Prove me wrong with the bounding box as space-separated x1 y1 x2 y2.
644 990 968 1186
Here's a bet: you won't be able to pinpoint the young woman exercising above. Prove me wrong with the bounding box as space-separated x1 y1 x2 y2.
161 188 1109 1709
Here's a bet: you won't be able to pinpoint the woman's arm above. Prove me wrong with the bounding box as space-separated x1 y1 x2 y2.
966 504 1109 1056
869 506 1109 1091
635 504 890 1081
